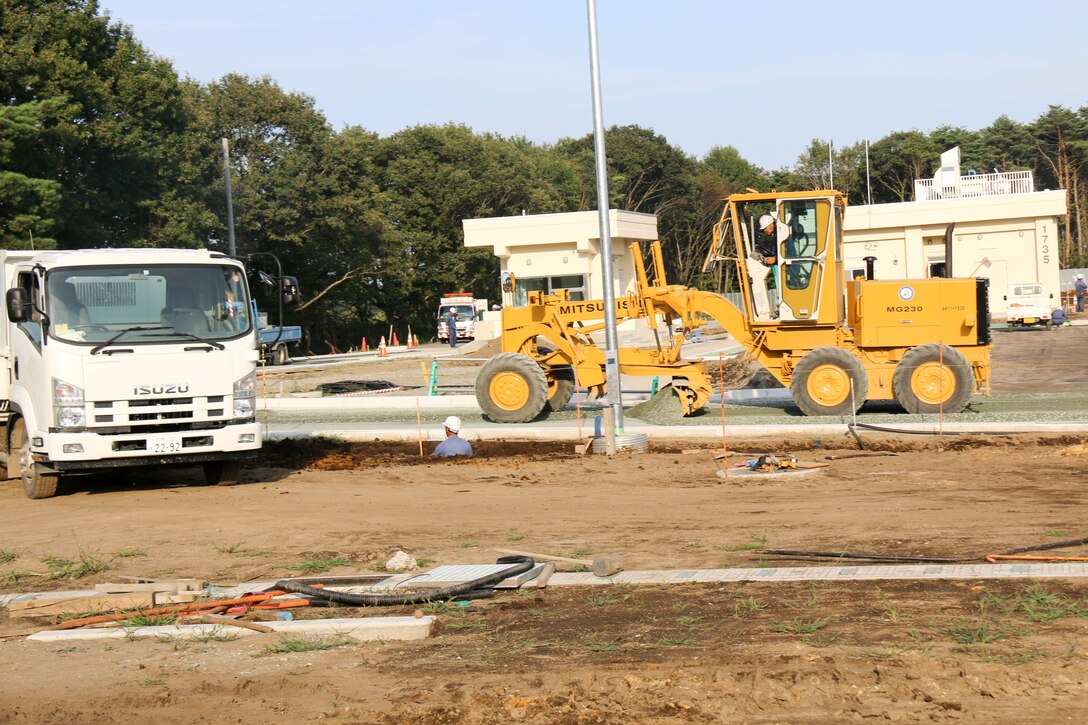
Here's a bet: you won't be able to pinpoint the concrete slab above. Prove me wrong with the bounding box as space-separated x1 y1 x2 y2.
544 562 1088 586
400 563 547 589
26 615 435 643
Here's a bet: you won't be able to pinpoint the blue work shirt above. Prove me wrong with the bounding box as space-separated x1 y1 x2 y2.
432 434 473 457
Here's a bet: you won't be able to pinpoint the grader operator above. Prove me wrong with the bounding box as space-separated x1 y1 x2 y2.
474 190 991 422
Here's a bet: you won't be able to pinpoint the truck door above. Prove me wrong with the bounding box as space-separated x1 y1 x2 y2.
8 269 45 412
777 198 830 321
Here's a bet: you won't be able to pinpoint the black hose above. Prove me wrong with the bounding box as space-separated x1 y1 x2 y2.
272 555 534 607
760 535 1088 564
760 549 965 563
850 422 1020 437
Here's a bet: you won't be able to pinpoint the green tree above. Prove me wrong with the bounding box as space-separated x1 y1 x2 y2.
0 100 62 248
0 0 194 247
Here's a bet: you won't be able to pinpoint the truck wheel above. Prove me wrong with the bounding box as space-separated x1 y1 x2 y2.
893 344 973 414
791 347 868 417
204 460 241 486
476 353 548 423
12 419 59 499
273 343 289 366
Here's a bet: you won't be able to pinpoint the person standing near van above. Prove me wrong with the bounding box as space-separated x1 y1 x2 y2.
1075 274 1086 312
445 308 458 348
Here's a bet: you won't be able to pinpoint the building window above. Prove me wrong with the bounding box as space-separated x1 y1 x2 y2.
514 275 586 306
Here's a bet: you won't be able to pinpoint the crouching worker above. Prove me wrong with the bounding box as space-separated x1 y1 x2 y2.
432 415 473 457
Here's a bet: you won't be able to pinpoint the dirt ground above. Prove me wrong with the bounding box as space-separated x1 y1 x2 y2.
3 434 1088 723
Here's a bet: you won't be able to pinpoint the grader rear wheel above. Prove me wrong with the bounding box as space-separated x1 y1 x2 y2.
476 353 549 423
893 344 973 414
790 347 868 417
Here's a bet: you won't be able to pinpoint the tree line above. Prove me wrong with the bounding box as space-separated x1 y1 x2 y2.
3 1 1087 353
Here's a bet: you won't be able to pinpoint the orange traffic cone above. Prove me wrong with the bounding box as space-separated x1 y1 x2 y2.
406 326 414 349
414 334 420 347
361 337 368 352
378 336 388 357
392 331 400 347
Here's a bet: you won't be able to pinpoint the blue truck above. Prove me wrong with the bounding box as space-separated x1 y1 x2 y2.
252 303 301 365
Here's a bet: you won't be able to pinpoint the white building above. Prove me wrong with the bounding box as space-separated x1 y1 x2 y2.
462 209 658 308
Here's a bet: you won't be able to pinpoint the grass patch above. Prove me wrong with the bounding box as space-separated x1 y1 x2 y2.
446 618 489 630
978 584 1087 622
585 637 619 652
261 634 352 655
190 628 241 643
214 541 247 554
415 558 436 568
770 617 832 635
113 548 147 559
289 556 349 574
508 534 524 542
0 550 18 564
587 590 631 608
659 636 695 646
43 553 110 579
948 618 1007 645
125 613 178 627
735 596 768 613
717 533 768 552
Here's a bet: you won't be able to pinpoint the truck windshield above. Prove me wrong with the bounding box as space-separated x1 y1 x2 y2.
46 265 252 345
440 306 474 321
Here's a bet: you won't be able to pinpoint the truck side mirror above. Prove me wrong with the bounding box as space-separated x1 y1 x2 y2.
6 288 29 323
280 276 301 307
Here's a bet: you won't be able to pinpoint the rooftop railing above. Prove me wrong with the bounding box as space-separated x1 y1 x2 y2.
914 170 1034 201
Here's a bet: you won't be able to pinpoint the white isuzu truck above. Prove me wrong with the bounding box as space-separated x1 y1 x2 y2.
1 248 291 499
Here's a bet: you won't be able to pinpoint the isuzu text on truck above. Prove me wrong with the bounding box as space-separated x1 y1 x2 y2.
1 248 297 499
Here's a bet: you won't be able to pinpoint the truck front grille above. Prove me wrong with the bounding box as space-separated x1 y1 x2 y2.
88 396 229 429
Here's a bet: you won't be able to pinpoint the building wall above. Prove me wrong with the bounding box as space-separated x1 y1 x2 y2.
843 190 1066 317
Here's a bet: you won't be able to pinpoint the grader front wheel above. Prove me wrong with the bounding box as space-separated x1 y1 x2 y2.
476 353 549 423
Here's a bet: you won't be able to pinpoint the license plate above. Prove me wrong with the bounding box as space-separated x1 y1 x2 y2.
147 434 183 454
1024 317 1037 324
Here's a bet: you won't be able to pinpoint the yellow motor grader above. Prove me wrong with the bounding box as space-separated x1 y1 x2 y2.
475 190 991 423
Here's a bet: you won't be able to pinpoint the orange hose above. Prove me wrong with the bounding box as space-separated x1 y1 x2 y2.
43 590 287 631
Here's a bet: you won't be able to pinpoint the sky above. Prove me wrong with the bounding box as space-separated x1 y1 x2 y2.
99 0 1088 170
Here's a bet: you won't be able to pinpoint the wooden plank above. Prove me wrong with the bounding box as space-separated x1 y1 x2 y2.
191 614 274 634
8 592 153 618
493 548 592 567
94 579 204 593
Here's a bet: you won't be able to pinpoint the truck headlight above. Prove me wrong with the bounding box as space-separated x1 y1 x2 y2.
54 378 86 430
233 371 256 418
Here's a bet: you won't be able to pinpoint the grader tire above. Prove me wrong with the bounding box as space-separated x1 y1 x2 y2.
12 418 59 499
546 370 576 412
791 347 868 417
476 353 549 423
893 344 973 414
532 344 575 412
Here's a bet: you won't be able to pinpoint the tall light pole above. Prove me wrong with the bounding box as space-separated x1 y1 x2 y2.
586 0 624 433
222 138 237 256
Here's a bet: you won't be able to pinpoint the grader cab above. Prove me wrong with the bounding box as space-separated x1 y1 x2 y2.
474 190 991 423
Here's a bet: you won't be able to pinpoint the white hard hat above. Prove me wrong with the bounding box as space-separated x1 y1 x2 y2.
1078 274 1085 280
759 214 775 229
443 415 461 433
